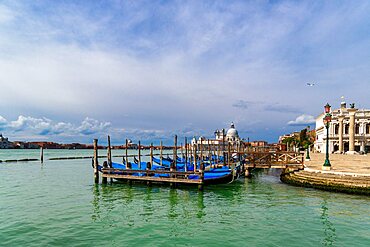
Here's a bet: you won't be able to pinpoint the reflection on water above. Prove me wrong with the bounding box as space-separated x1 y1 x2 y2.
143 187 153 219
197 192 206 219
91 183 207 224
321 198 337 246
2 153 369 246
168 189 179 219
91 184 101 222
85 174 369 246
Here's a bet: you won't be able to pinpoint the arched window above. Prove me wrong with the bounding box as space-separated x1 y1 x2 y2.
355 123 360 135
344 124 349 135
367 124 370 134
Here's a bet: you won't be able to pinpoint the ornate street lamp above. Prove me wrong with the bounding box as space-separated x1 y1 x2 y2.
323 103 332 170
305 126 311 161
305 144 311 161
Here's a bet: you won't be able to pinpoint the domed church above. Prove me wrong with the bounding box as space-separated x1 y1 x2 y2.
214 122 241 145
226 122 239 142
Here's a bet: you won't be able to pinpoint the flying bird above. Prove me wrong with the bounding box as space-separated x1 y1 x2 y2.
306 82 315 86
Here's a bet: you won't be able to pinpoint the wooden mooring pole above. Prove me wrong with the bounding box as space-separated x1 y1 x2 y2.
170 135 177 188
228 142 231 168
102 160 108 184
222 128 226 166
173 135 177 169
147 143 153 186
107 135 112 167
217 140 220 165
126 139 131 185
93 139 99 183
184 137 188 173
200 140 203 165
193 144 197 173
40 146 44 163
199 161 204 191
207 139 211 168
150 142 153 168
160 141 163 167
138 141 141 170
125 139 130 169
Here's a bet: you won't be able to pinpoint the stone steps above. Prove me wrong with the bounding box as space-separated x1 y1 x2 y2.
285 171 370 192
291 172 370 187
297 170 370 184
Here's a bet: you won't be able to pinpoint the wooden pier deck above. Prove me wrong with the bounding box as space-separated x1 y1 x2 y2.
243 151 304 169
92 136 304 189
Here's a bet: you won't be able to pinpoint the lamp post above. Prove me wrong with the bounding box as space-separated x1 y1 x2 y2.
323 103 332 170
305 144 311 161
305 126 311 161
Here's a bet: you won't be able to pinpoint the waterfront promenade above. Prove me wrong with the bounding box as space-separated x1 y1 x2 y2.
305 153 370 174
282 153 370 195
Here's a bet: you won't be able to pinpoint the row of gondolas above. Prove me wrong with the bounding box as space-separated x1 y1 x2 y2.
97 154 244 185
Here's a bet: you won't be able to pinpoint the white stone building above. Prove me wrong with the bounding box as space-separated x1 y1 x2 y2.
192 122 241 146
314 102 370 154
0 134 13 149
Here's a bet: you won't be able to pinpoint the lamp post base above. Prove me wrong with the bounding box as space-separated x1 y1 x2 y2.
322 159 331 171
322 165 331 171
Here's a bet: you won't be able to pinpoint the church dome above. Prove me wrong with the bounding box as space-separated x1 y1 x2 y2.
226 122 239 138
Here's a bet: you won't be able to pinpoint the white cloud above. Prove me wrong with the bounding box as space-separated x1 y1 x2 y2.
0 115 7 130
0 1 370 142
77 117 111 135
0 115 6 123
2 115 111 138
287 114 316 126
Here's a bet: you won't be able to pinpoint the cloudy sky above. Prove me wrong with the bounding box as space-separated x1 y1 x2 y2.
1 0 370 144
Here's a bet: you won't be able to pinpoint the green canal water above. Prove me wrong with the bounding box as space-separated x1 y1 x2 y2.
0 150 369 246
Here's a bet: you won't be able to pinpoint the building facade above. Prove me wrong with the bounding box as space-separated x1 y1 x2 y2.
0 134 13 149
314 102 370 154
192 122 242 146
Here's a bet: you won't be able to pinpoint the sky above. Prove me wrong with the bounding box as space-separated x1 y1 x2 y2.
1 0 370 145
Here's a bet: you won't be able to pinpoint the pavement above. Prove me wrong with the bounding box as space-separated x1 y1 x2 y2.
305 153 370 175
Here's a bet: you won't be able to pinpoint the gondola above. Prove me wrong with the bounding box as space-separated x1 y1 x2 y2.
98 161 239 185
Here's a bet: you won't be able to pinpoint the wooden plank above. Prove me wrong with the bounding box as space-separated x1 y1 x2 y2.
101 173 202 184
101 168 199 175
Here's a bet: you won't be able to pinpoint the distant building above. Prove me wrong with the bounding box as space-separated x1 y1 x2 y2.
250 141 268 147
192 122 242 147
215 122 241 145
0 134 13 149
314 101 370 154
29 142 60 149
12 141 25 149
12 141 40 149
278 132 300 144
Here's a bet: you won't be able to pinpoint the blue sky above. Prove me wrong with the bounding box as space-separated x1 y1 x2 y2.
1 0 370 144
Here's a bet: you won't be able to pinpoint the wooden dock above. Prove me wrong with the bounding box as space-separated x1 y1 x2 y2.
92 136 304 189
243 151 304 169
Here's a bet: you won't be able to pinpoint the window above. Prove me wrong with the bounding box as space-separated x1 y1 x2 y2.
355 123 360 134
334 124 339 135
367 124 370 134
344 124 349 135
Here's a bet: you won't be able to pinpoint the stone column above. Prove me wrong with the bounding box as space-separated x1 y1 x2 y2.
338 115 344 153
347 108 357 154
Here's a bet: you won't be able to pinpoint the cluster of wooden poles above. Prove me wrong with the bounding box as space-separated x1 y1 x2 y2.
92 135 246 190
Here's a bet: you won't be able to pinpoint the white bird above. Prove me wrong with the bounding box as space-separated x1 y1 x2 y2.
306 82 315 86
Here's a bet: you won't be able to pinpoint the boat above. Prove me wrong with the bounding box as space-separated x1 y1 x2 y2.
152 156 214 171
98 161 239 185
